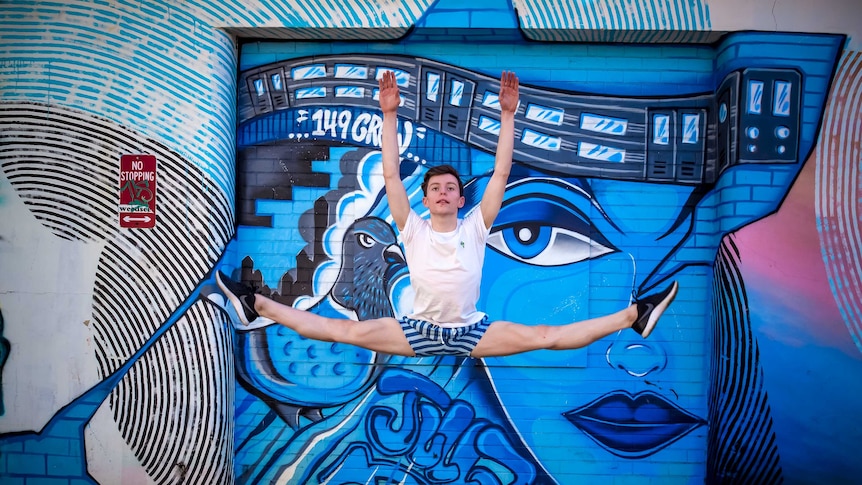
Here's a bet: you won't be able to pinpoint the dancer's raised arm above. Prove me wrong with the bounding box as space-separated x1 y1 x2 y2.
379 70 410 230
480 71 519 229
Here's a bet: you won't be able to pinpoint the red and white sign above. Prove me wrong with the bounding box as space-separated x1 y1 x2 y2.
119 154 157 228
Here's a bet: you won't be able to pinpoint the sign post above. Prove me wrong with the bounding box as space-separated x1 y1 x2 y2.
119 154 157 228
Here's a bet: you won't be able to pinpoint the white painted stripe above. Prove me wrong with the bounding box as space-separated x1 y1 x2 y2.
516 0 711 31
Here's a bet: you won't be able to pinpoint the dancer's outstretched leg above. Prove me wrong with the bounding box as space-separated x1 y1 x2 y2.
470 282 678 358
219 270 678 359
216 271 415 356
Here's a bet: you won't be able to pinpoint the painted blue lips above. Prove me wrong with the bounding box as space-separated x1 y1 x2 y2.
563 390 705 458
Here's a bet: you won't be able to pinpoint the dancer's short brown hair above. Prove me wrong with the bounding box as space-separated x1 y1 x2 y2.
421 164 464 196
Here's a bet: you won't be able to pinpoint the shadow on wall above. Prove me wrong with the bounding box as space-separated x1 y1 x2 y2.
0 307 8 416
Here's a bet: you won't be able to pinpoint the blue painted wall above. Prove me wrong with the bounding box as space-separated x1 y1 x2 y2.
1 1 860 484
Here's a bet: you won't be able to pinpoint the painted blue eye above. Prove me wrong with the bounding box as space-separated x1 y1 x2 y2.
488 196 617 266
498 223 552 259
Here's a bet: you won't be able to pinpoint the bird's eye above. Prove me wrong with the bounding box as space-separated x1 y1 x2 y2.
487 195 617 266
357 232 375 248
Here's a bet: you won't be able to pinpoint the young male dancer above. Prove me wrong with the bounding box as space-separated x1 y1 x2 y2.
217 70 679 358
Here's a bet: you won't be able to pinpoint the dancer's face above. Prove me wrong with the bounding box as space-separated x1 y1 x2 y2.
422 173 465 217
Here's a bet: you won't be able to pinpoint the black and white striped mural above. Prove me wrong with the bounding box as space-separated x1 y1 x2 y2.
0 101 235 482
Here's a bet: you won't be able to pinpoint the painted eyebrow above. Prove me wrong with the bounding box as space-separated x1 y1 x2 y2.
505 177 620 232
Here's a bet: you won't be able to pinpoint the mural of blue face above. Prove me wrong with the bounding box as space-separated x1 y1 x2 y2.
470 170 706 476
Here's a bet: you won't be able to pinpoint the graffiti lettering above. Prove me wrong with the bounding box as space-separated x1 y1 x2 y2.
350 112 375 145
309 108 413 153
398 119 413 154
352 369 538 484
311 108 346 138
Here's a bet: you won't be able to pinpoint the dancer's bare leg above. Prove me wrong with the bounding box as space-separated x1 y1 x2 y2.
471 280 679 357
254 295 416 356
219 271 677 359
470 305 637 358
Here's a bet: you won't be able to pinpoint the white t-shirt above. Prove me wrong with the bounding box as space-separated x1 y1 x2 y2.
400 208 490 328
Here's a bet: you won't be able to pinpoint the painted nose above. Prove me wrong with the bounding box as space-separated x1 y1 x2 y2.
605 334 667 378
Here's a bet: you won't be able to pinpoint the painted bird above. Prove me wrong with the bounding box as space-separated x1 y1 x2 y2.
234 216 408 427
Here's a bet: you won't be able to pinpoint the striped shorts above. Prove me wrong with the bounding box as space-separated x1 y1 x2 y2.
399 316 491 357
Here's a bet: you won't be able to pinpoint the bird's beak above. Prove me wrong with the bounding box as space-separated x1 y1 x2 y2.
383 244 408 284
